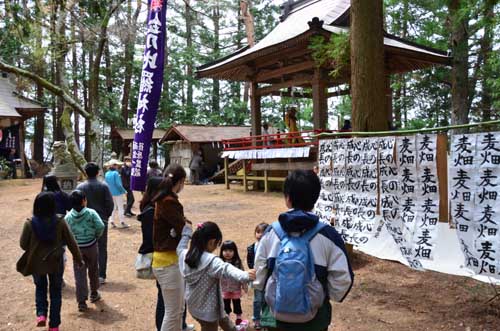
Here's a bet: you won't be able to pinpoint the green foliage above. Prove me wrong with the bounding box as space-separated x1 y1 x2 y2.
2 0 498 156
309 33 350 78
0 157 10 171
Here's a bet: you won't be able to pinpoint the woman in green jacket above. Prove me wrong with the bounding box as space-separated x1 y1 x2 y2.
19 192 83 331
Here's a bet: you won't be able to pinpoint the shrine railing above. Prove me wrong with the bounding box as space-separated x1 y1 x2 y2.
222 129 338 151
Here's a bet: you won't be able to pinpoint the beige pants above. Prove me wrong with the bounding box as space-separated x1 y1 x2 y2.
195 315 236 331
153 264 184 331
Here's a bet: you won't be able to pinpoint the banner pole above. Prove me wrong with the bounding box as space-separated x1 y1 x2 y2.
130 0 168 192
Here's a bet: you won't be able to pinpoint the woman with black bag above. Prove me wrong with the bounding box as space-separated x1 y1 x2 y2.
18 192 83 331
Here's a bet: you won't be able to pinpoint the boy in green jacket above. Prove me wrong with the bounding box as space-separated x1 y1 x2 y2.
65 190 105 311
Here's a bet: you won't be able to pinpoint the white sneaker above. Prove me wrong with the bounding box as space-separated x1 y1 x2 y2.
183 324 195 331
99 277 106 285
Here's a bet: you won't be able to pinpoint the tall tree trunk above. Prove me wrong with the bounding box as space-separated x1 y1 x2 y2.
185 0 194 113
33 0 45 163
54 0 67 141
50 1 58 144
394 81 402 128
120 0 141 126
84 47 94 161
161 18 171 124
350 0 387 131
393 0 409 129
212 2 221 117
449 0 469 130
241 0 256 108
86 0 125 163
106 42 120 155
480 0 494 121
79 17 89 159
71 14 79 146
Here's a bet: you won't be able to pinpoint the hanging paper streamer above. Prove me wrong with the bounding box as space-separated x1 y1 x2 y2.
315 139 334 224
130 0 167 191
331 138 347 224
336 138 379 245
382 135 422 269
383 134 440 268
413 134 440 260
451 132 500 278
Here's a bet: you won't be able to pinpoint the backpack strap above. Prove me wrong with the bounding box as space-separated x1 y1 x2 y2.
271 221 286 241
301 222 326 242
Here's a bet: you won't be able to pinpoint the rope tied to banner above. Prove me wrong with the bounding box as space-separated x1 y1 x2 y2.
313 119 500 138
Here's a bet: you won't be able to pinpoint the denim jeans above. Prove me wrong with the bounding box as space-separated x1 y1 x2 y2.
32 272 63 328
253 289 264 321
155 281 189 331
98 223 108 279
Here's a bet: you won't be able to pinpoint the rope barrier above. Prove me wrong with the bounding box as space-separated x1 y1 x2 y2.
314 120 500 138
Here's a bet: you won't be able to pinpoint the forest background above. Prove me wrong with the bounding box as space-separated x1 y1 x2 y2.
0 0 498 163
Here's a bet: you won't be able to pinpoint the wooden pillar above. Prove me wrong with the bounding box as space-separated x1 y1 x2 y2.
242 159 248 192
33 113 45 163
312 68 328 130
264 160 269 193
250 81 262 139
224 157 229 190
152 141 158 160
122 139 128 157
18 121 26 178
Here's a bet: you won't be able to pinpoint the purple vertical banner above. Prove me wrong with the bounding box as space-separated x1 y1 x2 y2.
130 0 167 191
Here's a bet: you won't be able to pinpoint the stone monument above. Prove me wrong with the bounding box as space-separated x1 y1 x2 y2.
51 141 79 193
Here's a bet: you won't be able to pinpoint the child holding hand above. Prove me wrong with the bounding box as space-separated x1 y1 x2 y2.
246 223 269 330
177 222 255 331
220 240 247 325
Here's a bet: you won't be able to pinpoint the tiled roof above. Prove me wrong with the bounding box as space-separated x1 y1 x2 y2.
160 125 251 143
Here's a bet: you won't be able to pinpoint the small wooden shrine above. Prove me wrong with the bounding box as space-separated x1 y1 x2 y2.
196 0 451 190
0 73 46 177
111 128 166 159
160 125 250 180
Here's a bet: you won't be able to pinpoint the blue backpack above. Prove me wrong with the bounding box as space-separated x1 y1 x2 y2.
265 221 326 323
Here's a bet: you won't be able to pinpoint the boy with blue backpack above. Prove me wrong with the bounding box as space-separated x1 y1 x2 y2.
254 170 354 331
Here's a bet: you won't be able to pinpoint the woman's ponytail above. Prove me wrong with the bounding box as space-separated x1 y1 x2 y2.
152 163 186 203
185 222 222 268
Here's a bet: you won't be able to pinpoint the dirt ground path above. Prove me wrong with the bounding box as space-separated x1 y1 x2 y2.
1 179 499 331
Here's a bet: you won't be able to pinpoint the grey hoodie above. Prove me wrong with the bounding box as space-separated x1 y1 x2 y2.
177 226 250 322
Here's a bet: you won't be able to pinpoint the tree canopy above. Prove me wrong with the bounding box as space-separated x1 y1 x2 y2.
0 0 498 161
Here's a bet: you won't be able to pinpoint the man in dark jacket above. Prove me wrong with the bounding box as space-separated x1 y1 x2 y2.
76 162 114 284
121 156 135 217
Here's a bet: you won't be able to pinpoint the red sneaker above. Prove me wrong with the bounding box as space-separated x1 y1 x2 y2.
36 315 46 327
48 328 59 331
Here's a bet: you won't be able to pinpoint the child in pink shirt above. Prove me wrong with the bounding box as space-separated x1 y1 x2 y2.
220 240 248 325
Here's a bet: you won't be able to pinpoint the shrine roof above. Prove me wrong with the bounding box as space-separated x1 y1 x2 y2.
0 74 45 119
113 128 166 141
197 0 450 81
160 125 251 144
